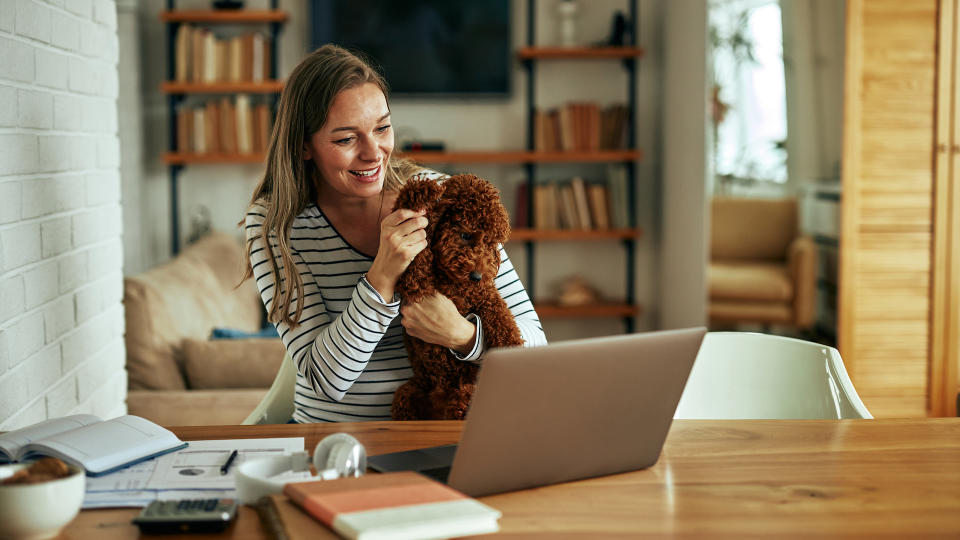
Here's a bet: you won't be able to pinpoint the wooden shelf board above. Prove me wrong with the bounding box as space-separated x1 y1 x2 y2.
517 46 645 60
510 228 642 241
161 81 284 94
159 10 288 23
163 152 266 164
535 302 640 319
400 149 642 164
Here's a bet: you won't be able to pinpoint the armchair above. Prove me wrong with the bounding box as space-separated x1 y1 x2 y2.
708 197 816 329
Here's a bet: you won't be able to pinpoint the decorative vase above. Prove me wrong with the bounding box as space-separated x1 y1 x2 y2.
557 0 578 47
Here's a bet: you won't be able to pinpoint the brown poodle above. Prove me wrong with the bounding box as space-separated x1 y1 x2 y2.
391 174 524 420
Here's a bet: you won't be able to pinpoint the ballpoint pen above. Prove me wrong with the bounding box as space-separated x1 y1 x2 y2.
220 450 239 475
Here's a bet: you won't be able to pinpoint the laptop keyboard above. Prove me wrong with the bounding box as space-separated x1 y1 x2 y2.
418 466 451 483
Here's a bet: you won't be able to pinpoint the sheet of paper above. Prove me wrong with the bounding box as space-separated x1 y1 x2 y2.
83 437 305 509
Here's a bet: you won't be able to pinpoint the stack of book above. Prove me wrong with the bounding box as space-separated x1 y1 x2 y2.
176 95 271 155
522 166 630 231
534 103 629 152
174 25 272 83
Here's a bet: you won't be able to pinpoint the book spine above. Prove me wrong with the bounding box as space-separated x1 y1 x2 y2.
193 108 205 154
236 95 252 154
570 176 592 230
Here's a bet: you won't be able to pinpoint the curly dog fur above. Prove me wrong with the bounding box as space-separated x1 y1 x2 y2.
391 174 524 420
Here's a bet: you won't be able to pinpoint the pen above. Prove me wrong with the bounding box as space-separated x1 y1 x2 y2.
220 450 238 475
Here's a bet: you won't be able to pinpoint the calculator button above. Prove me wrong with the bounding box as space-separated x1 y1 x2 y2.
176 500 190 511
204 499 219 511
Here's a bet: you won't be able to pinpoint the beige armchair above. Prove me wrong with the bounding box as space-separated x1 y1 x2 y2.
708 197 816 329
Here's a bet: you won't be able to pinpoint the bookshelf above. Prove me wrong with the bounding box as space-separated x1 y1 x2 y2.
522 1 641 328
161 1 284 254
404 0 643 327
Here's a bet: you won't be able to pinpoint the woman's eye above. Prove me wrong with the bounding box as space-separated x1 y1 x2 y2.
334 136 354 145
460 232 473 242
376 124 391 133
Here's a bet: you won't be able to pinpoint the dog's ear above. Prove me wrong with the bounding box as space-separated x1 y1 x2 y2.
393 178 445 213
436 174 511 244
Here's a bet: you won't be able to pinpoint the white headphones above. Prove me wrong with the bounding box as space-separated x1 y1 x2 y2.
235 433 367 505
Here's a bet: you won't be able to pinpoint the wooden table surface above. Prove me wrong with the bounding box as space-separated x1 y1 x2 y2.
64 419 960 538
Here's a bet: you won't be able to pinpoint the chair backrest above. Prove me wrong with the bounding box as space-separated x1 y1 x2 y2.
674 332 872 419
711 197 798 261
242 353 296 425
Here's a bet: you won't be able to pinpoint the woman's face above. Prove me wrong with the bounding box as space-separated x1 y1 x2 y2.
305 82 394 201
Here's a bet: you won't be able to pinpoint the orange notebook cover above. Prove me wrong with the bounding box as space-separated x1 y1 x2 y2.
283 472 500 540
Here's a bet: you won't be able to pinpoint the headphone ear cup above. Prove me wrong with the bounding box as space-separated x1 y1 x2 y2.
312 433 366 476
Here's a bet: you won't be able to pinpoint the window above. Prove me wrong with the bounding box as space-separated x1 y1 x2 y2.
709 0 788 185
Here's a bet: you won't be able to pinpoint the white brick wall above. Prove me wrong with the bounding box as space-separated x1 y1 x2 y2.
0 0 125 430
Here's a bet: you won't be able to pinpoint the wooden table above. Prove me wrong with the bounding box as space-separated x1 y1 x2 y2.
65 419 960 538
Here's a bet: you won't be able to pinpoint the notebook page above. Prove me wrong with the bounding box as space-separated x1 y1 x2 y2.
0 414 102 462
22 415 183 474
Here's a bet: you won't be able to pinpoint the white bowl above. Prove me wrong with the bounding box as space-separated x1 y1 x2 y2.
0 463 85 540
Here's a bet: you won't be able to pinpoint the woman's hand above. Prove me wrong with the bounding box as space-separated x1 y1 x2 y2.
366 208 428 300
401 293 477 354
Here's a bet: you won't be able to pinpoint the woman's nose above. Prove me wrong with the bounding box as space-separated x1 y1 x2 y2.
358 136 380 161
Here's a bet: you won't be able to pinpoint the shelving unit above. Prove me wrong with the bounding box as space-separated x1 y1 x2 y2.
161 1 286 254
406 0 642 328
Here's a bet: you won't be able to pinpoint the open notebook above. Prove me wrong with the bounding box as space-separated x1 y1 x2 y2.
0 414 187 476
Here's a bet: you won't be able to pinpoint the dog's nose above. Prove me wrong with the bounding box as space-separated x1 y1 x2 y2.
469 271 482 282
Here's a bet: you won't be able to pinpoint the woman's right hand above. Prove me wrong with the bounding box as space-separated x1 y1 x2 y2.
366 208 428 300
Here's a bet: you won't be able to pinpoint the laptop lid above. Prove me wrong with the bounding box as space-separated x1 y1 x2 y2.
447 327 706 497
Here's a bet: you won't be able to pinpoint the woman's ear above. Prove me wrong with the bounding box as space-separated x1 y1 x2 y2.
302 141 313 161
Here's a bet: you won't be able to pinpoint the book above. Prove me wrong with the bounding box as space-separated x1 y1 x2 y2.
558 183 579 230
0 414 187 477
176 106 192 153
174 24 191 82
283 471 501 540
514 182 529 228
252 33 265 83
570 176 593 229
588 183 611 230
205 100 219 154
236 94 253 154
193 107 206 154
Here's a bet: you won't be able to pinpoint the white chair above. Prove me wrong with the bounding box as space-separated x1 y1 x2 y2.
674 332 872 419
242 354 296 425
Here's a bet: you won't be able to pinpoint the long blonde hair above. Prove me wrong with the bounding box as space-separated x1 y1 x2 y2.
243 44 420 327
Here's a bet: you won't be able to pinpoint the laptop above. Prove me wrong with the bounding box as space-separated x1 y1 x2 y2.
368 327 707 497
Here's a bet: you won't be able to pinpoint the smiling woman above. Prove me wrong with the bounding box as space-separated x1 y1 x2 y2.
240 45 545 423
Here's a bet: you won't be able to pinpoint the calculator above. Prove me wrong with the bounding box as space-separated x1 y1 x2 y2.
132 498 238 534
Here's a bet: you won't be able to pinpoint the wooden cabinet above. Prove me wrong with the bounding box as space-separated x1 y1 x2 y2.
841 0 958 417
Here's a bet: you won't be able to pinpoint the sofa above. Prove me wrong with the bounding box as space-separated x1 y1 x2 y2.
708 197 817 329
124 231 286 426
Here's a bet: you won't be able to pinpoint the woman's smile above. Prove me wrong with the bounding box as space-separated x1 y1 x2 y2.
350 164 382 182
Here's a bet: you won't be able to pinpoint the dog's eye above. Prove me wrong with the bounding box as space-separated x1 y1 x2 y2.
460 232 473 242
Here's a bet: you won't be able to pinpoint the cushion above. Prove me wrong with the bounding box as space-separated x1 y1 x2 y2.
709 300 792 324
709 261 793 302
181 338 286 389
711 197 798 260
124 231 264 391
126 389 268 427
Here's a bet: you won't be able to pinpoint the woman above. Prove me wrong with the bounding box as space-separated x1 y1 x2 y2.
243 45 546 423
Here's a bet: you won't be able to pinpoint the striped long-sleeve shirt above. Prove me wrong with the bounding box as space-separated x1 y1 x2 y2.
245 180 546 423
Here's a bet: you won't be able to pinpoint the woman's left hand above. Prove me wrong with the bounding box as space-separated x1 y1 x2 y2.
401 293 477 354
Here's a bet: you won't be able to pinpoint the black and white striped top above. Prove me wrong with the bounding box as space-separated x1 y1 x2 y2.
245 175 546 423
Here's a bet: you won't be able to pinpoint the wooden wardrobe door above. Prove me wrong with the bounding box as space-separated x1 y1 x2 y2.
840 0 939 417
932 0 960 417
